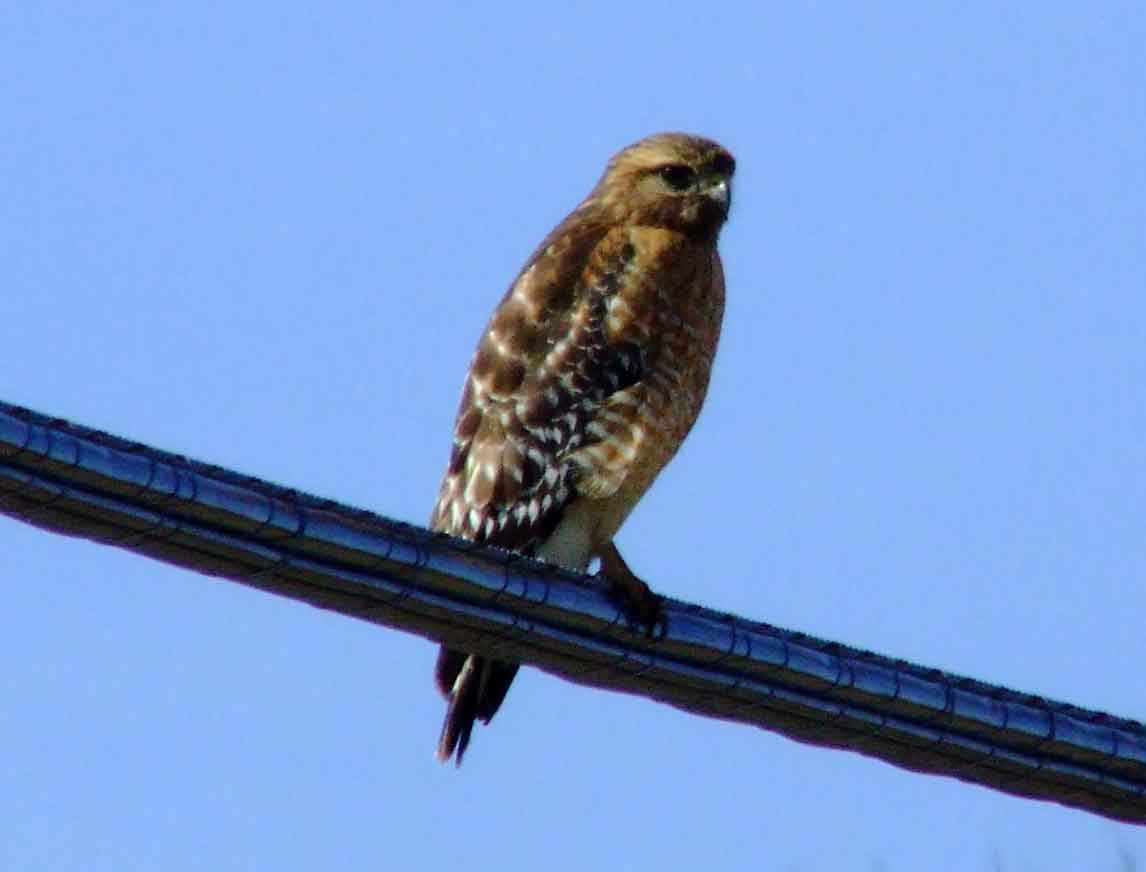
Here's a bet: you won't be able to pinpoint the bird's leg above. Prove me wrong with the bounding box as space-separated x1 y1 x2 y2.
596 541 665 637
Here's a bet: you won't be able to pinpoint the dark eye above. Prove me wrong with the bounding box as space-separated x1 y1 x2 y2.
658 164 696 191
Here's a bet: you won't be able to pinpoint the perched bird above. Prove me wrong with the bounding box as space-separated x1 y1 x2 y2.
431 132 735 764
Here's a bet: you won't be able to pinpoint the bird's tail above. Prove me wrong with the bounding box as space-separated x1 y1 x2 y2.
435 647 519 765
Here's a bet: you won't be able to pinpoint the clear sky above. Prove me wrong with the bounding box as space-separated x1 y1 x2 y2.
3 4 1144 870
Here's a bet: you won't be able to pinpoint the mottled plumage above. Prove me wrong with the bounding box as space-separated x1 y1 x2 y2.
431 132 735 763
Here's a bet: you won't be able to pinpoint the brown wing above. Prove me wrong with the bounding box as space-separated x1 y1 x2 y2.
430 212 644 554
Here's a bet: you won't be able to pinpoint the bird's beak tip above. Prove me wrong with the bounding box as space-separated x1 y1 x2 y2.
707 179 731 213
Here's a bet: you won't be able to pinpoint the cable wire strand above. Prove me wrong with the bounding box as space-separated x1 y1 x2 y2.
1 400 1143 825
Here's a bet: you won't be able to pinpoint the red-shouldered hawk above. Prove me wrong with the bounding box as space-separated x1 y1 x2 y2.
431 132 735 764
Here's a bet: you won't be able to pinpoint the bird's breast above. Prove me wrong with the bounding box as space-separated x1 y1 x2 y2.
582 231 725 545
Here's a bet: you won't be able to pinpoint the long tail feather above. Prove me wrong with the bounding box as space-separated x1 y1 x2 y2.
434 648 521 765
437 655 481 764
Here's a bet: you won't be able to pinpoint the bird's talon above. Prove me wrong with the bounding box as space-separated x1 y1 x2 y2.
603 576 665 637
595 541 666 637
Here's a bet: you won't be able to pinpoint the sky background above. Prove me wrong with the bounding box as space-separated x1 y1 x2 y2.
3 3 1144 870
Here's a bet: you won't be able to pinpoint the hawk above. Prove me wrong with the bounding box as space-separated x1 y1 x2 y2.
431 132 735 764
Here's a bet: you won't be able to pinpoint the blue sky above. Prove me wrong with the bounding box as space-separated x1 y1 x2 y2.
3 3 1144 869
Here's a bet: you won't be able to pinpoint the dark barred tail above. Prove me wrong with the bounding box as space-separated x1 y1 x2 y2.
436 654 481 764
435 646 519 765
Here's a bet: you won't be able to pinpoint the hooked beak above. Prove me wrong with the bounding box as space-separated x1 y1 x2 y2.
706 178 731 214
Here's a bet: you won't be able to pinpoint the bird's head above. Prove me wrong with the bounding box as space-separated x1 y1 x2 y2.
590 132 735 239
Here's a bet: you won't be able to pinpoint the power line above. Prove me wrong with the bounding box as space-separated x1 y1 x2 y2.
1 400 1144 825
